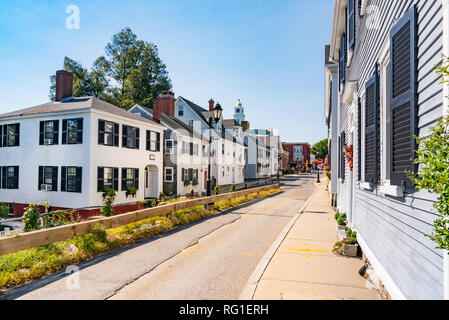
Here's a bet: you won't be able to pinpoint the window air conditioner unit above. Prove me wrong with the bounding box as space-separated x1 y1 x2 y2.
44 139 53 145
41 184 52 191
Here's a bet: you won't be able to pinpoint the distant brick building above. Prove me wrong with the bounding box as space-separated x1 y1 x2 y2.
282 143 311 171
282 149 290 170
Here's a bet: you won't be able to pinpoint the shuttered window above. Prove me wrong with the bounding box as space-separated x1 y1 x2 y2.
146 130 160 152
364 71 380 184
98 167 119 192
39 120 59 145
357 98 362 181
1 166 19 189
122 168 139 190
98 120 119 147
338 132 346 182
61 166 82 193
348 0 356 48
122 125 140 149
389 6 417 188
62 118 83 144
38 166 58 191
1 124 20 147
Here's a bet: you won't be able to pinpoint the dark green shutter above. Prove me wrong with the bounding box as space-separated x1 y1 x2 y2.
390 6 417 188
1 167 6 189
38 166 44 190
122 125 128 148
365 71 379 184
134 168 139 189
62 120 68 144
113 123 119 147
113 168 119 191
52 167 58 191
39 121 45 145
97 167 104 192
98 120 105 145
122 168 127 191
75 167 82 193
61 166 67 191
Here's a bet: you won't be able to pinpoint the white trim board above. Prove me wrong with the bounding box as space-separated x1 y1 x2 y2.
357 233 406 300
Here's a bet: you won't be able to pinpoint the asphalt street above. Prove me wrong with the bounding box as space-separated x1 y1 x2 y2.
1 175 315 300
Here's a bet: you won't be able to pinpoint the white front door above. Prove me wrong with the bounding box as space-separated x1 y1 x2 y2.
145 166 159 198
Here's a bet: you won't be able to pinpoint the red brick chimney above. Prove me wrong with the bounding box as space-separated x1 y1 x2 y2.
153 90 175 123
55 70 73 102
209 99 215 111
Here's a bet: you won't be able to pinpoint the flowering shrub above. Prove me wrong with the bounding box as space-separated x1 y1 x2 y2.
344 145 354 171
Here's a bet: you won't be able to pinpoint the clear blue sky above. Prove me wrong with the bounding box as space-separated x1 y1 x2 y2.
0 0 333 145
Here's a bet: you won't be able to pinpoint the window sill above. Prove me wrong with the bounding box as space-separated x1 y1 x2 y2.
359 182 373 191
379 183 404 198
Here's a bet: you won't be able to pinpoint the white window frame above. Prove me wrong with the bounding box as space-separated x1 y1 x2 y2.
164 167 174 182
165 139 174 155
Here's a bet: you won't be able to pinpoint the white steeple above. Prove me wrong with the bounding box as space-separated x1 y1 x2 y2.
233 99 245 124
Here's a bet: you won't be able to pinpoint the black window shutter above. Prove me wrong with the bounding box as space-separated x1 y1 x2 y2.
97 167 104 192
2 125 6 147
62 120 68 144
15 123 20 146
1 167 6 189
76 167 82 193
52 120 59 145
39 121 45 145
77 119 83 144
364 71 379 184
341 132 346 182
156 132 161 151
390 6 417 188
113 168 119 191
188 168 193 181
190 143 194 155
357 98 362 181
52 166 58 191
122 125 128 148
14 166 19 189
38 166 43 190
0 125 2 147
98 120 105 145
135 128 140 149
122 168 127 191
134 168 139 189
146 130 150 150
61 166 67 192
113 123 120 147
348 0 355 48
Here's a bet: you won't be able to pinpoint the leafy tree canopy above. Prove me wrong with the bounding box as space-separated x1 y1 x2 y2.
50 27 172 110
311 139 329 160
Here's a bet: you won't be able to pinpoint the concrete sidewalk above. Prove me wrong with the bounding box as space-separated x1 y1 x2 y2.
250 181 381 300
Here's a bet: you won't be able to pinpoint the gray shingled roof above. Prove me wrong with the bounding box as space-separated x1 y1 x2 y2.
0 97 162 127
178 96 209 125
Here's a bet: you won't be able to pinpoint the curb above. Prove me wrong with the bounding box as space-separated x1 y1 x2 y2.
238 189 316 300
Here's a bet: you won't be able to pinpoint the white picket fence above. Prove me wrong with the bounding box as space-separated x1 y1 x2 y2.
0 229 16 237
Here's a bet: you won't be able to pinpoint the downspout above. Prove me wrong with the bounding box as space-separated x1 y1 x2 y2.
443 0 449 301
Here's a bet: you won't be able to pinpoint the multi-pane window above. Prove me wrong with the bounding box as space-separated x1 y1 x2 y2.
165 140 174 154
2 124 20 147
97 167 118 192
63 118 83 144
165 167 174 182
98 120 119 147
146 130 160 152
1 166 19 189
39 121 59 145
192 169 198 182
122 168 139 190
123 125 140 149
222 144 225 155
178 106 184 116
183 168 189 181
38 166 58 191
61 166 82 193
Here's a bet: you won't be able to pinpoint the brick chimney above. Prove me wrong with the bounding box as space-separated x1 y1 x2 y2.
209 99 215 111
153 90 175 123
55 70 73 102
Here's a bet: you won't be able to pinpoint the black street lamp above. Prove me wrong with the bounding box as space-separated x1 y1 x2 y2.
207 103 223 196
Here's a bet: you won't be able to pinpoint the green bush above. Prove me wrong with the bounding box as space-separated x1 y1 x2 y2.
184 181 191 187
230 184 236 192
101 188 116 217
159 192 167 202
126 186 137 198
334 212 347 226
23 203 43 232
214 186 221 195
0 203 9 219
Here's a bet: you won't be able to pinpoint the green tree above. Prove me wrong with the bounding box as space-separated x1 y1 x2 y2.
0 203 9 219
50 27 171 110
311 139 329 160
412 56 449 251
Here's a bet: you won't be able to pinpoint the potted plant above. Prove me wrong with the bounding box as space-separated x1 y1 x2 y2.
334 212 347 230
333 227 358 257
126 186 137 198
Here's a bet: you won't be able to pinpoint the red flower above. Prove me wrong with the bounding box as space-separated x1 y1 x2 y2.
344 145 354 171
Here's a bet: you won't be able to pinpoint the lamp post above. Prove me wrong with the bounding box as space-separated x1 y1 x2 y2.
207 103 223 196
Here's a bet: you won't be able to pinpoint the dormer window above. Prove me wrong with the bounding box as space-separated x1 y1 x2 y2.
178 106 184 117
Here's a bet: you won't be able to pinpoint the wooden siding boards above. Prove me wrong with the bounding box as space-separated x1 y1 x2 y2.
340 0 444 299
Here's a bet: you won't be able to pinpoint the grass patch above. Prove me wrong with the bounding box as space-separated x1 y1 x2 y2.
0 188 282 291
